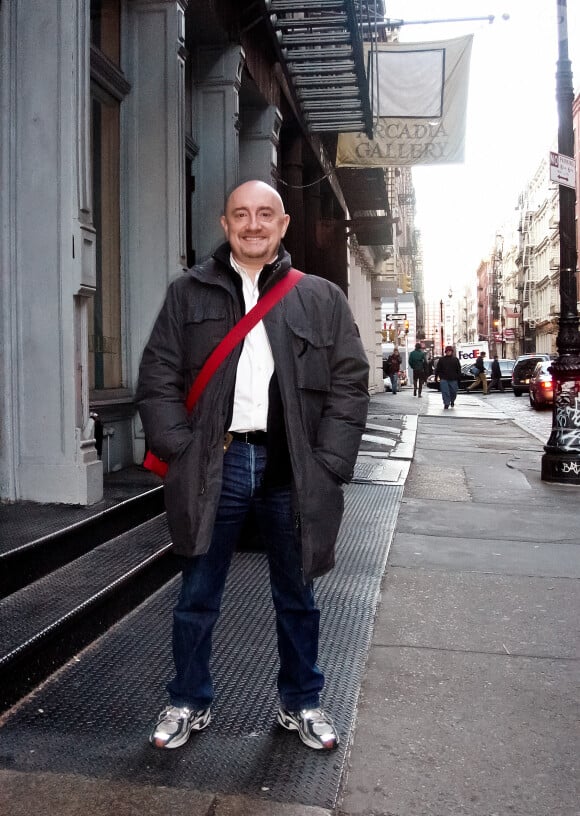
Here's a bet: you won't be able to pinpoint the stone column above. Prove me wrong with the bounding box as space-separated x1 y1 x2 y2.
191 45 245 261
239 105 282 187
283 136 306 272
0 0 102 504
125 0 189 463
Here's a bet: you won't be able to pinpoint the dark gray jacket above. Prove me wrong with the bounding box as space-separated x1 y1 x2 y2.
135 244 369 580
435 354 462 381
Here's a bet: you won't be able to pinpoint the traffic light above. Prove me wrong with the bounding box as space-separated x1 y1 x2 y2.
404 319 409 334
381 322 388 342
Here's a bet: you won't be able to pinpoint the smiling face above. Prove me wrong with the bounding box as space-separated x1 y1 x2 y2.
220 181 290 274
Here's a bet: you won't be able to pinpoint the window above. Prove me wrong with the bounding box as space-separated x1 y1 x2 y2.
89 86 121 389
91 0 120 65
89 0 127 391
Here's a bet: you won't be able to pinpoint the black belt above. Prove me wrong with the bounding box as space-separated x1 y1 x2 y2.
230 430 268 446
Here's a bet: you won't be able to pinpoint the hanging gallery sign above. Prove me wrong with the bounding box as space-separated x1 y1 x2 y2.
336 35 473 168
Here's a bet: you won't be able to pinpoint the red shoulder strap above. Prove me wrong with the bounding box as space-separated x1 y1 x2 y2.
185 268 304 413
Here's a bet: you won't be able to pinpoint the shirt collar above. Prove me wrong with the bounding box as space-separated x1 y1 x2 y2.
229 253 258 284
229 252 280 282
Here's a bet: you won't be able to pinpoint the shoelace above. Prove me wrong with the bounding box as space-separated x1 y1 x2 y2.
301 708 333 726
164 706 191 721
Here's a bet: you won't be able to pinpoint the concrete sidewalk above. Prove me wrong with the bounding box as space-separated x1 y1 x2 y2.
1 388 579 816
338 388 580 816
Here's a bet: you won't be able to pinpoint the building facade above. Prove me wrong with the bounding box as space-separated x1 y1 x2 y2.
474 85 580 359
1 0 393 505
475 258 493 344
515 155 561 355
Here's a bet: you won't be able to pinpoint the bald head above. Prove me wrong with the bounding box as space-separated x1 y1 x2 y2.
224 181 286 217
221 180 290 277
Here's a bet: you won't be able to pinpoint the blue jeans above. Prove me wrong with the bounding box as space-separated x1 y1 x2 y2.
440 379 459 407
168 439 324 711
390 372 399 393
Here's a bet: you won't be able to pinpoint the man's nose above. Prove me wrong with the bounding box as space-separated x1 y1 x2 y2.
246 213 261 229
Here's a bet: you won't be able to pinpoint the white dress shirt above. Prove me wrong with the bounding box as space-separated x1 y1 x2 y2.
228 255 275 432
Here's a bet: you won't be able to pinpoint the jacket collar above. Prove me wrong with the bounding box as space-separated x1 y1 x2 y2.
186 243 295 306
202 241 292 280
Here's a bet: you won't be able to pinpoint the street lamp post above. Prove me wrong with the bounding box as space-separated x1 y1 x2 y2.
541 0 580 483
501 316 506 358
439 299 444 355
516 284 525 354
448 288 454 346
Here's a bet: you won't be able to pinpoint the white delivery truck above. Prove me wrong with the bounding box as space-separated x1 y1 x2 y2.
455 342 490 364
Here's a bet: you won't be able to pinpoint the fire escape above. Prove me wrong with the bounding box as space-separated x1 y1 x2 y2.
520 221 537 328
263 1 403 283
264 0 374 136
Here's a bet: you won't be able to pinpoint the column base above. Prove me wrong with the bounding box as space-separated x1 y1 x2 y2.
541 451 580 484
19 459 103 505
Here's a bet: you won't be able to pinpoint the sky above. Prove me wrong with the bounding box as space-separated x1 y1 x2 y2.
384 0 580 299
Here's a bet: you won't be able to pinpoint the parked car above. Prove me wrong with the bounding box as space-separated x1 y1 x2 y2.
512 353 556 396
528 361 555 409
458 358 515 391
426 359 514 391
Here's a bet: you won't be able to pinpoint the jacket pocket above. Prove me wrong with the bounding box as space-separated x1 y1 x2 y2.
286 319 333 391
183 298 228 371
286 318 333 443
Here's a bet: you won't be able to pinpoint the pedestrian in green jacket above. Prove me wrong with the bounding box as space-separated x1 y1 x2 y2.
408 342 427 397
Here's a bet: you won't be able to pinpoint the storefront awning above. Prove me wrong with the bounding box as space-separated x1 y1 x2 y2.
337 167 393 245
336 167 389 211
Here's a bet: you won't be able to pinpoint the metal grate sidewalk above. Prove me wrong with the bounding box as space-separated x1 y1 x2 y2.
0 482 402 811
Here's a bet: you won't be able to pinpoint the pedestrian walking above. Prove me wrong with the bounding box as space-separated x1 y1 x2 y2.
435 345 462 409
490 355 504 392
386 348 402 394
408 342 428 397
136 180 369 753
467 352 488 394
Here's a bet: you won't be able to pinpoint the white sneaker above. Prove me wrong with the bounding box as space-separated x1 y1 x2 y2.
149 705 211 749
277 706 339 751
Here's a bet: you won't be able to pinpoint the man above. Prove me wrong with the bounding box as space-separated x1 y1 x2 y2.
408 342 427 398
467 351 488 395
136 180 369 753
435 345 462 409
386 348 402 393
490 355 504 391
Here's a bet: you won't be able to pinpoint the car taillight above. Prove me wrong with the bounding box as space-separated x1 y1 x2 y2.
541 381 552 389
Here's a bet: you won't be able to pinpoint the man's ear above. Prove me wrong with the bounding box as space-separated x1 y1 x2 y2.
281 213 290 237
220 214 228 236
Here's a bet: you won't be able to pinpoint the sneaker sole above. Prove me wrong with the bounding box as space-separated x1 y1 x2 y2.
150 709 211 750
